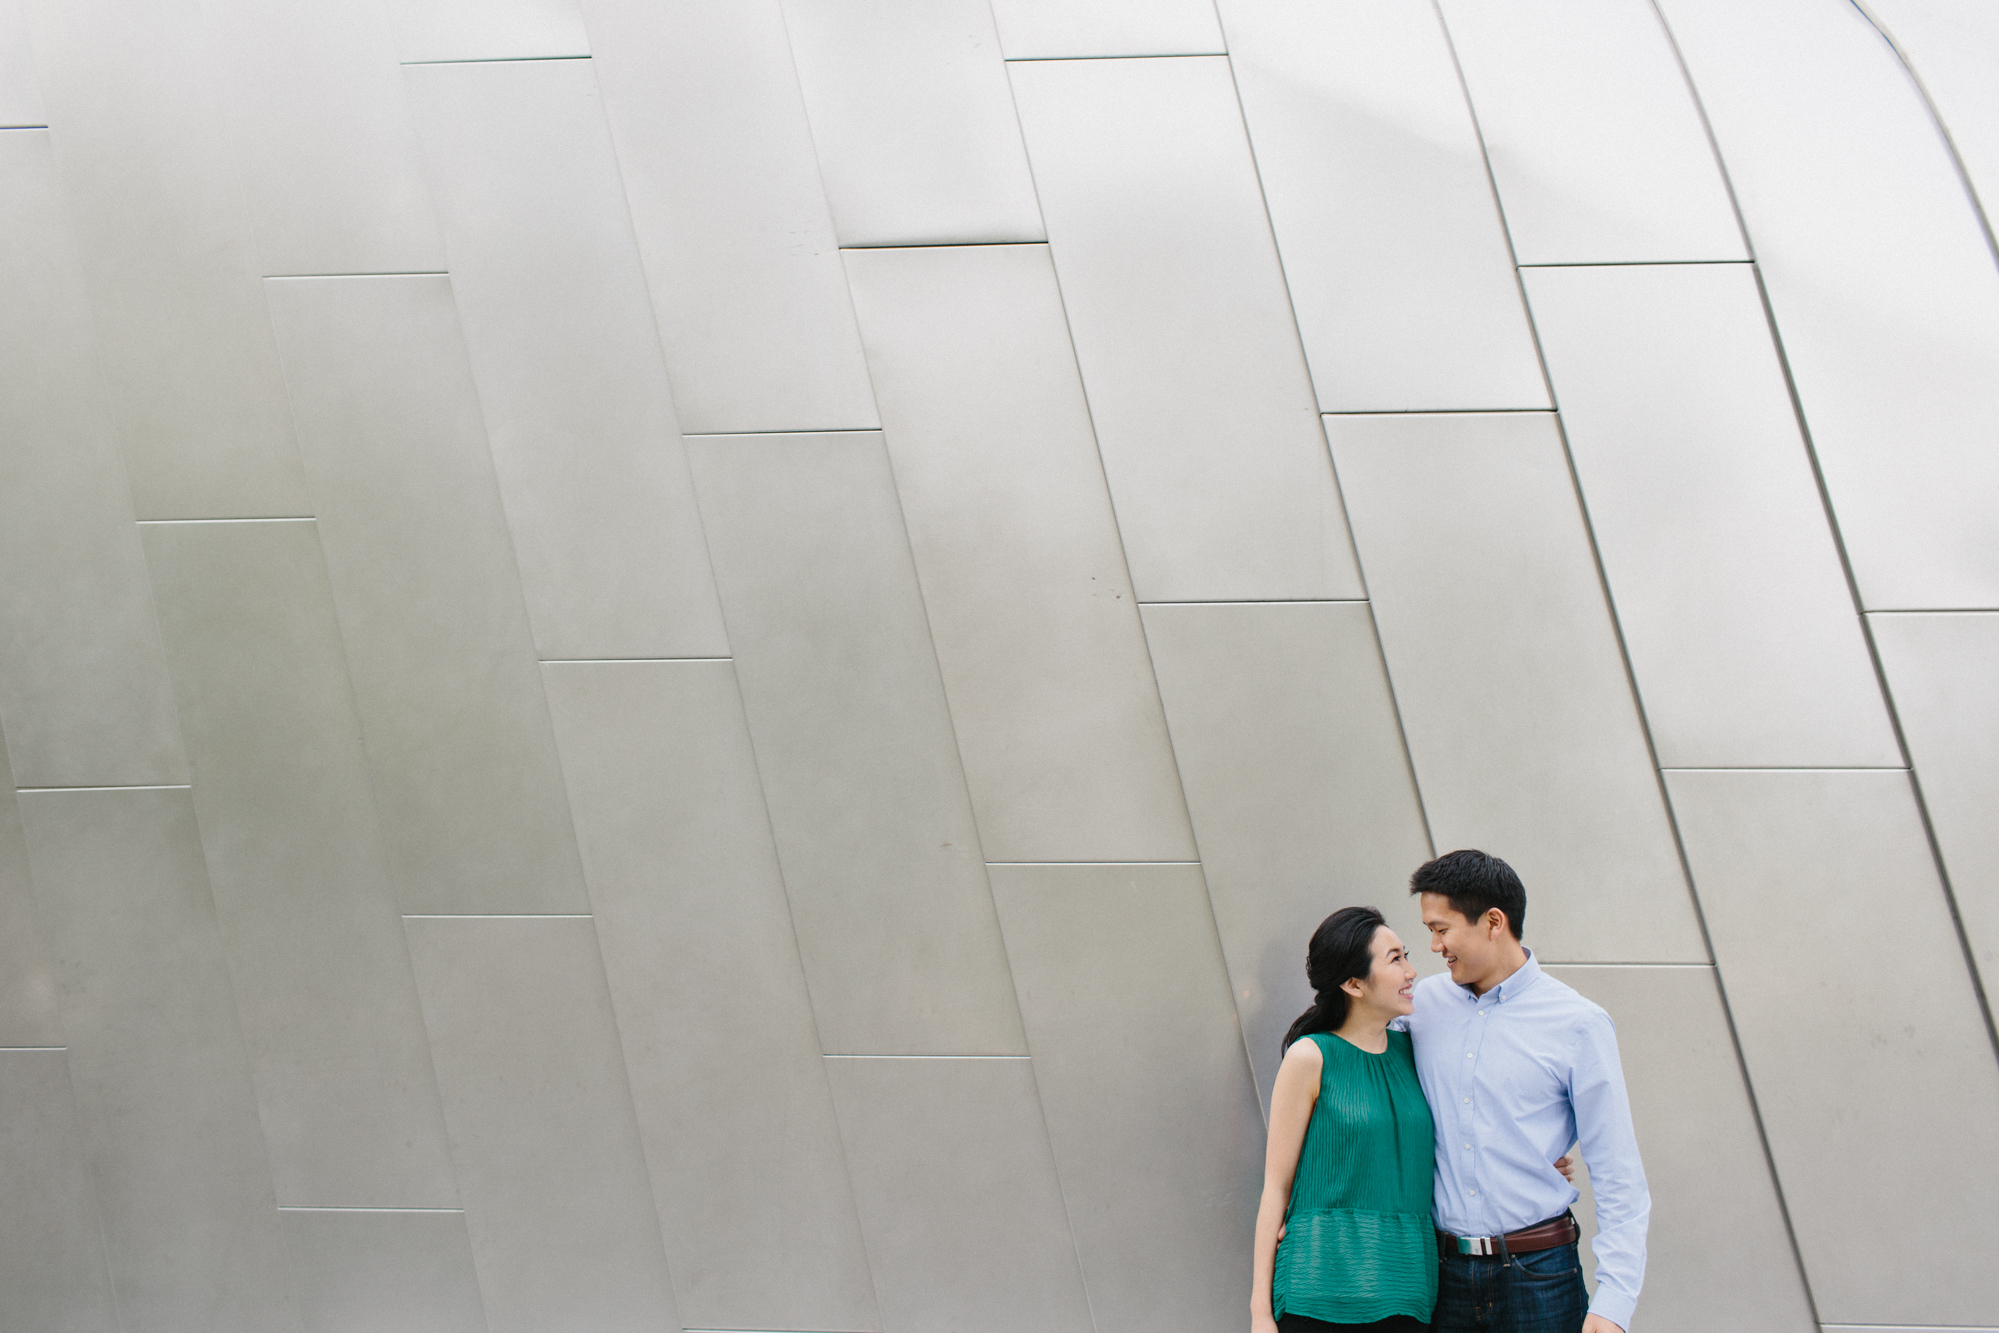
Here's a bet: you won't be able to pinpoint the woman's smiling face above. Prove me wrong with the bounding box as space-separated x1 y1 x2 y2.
1346 925 1417 1017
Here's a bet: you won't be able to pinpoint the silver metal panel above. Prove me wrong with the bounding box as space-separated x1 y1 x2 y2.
685 432 1025 1055
1438 0 1743 264
1666 769 1999 1327
1871 613 1999 988
843 244 1194 862
824 1056 1094 1333
0 1050 118 1333
0 732 59 1045
584 0 879 434
1865 0 1999 239
403 58 728 661
199 0 443 276
781 0 1043 247
986 0 1223 57
1523 263 1898 767
1658 0 1999 609
0 131 188 789
141 520 457 1206
540 660 880 1331
18 788 302 1333
1138 601 1433 1106
0 1 44 126
1547 966 1816 1333
1216 0 1549 412
263 275 589 915
387 0 586 62
403 917 680 1333
1007 55 1362 601
23 0 311 518
280 1210 487 1333
1328 412 1705 964
990 864 1263 1333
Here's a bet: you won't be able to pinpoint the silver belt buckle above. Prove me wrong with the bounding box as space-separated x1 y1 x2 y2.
1456 1235 1495 1256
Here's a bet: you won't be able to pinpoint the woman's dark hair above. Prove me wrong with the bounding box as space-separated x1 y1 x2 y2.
1281 906 1388 1054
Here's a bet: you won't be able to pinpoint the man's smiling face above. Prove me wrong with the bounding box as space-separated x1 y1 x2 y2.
1419 892 1510 991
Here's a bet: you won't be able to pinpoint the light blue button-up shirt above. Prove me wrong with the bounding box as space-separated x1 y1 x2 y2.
1404 951 1650 1329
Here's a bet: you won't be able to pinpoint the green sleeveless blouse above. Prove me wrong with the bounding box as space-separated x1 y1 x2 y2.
1272 1029 1437 1324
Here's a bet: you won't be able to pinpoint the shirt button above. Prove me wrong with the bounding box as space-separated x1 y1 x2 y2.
1465 1052 1473 1059
1463 1144 1471 1151
1470 1190 1478 1197
1463 1097 1471 1104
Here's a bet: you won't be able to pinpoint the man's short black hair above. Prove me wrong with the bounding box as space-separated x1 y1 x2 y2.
1410 849 1526 940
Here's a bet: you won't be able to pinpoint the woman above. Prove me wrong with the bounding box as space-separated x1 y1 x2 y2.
1251 906 1435 1333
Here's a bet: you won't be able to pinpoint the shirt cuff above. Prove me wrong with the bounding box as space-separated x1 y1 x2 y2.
1590 1286 1638 1330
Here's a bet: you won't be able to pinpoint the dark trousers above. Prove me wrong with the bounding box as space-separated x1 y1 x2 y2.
1278 1315 1429 1333
1431 1240 1588 1333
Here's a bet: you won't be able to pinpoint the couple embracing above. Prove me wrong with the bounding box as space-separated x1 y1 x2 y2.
1251 850 1650 1333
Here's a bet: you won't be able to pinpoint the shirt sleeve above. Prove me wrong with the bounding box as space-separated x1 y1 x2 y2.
1570 1009 1650 1330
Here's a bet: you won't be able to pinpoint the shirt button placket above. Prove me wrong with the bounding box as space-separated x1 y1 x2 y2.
1464 1003 1485 1224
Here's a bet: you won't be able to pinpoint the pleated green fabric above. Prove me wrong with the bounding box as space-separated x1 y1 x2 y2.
1272 1030 1438 1324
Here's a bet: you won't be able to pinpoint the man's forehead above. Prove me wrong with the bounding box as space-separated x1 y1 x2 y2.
1418 892 1470 926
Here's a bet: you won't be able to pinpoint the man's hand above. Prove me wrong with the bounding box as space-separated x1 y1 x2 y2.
1582 1315 1624 1333
1555 1154 1576 1183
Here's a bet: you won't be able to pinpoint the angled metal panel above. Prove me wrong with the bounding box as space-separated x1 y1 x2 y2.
404 918 681 1333
686 432 1025 1055
541 659 880 1331
1328 411 1704 964
20 788 303 1333
1140 600 1434 1106
23 0 311 517
782 0 1042 246
263 274 589 915
992 863 1263 1333
0 1051 119 1333
1439 0 1744 263
1217 0 1549 410
199 0 443 275
824 1056 1093 1333
143 520 458 1205
1659 0 1999 609
403 57 728 661
844 243 1194 862
0 131 188 787
1667 769 1999 1326
1525 262 1897 767
583 0 879 433
1008 54 1362 601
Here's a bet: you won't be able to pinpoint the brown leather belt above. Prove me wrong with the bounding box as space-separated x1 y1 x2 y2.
1438 1211 1580 1259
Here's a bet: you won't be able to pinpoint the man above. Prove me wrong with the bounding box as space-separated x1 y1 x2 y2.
1404 849 1648 1333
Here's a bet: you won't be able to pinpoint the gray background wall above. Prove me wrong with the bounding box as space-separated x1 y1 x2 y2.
1 1 1995 1330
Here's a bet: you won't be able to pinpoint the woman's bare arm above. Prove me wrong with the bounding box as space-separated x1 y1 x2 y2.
1252 1039 1322 1333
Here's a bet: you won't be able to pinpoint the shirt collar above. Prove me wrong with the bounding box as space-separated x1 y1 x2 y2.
1458 948 1544 1004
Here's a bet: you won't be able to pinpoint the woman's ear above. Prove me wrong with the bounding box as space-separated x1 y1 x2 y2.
1341 976 1365 999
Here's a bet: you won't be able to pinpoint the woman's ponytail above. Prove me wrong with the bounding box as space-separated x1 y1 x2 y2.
1280 905 1387 1055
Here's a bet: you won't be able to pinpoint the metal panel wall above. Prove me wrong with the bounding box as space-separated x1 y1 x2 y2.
1658 0 1999 610
4 5 1995 1330
1217 0 1548 411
